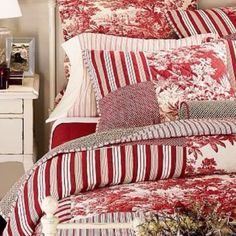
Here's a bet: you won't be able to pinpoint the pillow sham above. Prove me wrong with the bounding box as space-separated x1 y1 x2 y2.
47 33 219 122
167 7 236 38
83 40 235 131
57 0 198 41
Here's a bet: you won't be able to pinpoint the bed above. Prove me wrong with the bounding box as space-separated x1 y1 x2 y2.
1 0 236 235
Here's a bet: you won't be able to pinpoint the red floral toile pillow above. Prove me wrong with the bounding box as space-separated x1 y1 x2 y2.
83 40 235 132
57 0 198 41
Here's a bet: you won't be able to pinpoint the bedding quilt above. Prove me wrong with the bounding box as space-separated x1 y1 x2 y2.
1 118 236 235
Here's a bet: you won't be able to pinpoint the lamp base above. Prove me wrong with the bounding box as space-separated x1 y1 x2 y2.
0 27 11 66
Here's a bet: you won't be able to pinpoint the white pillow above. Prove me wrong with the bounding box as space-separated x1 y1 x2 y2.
47 33 218 123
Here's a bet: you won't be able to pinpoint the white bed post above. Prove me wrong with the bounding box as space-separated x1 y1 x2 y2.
41 197 59 236
48 0 56 114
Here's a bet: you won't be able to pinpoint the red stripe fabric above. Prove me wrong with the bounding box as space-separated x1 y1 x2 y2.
181 147 187 177
6 219 12 236
187 11 205 34
166 7 236 38
169 146 177 178
193 10 210 33
33 167 41 216
45 159 51 196
176 10 192 36
14 204 24 236
130 51 141 83
107 148 113 186
166 11 184 37
81 151 88 192
70 152 76 195
84 50 153 100
204 10 223 36
139 52 152 81
3 142 188 235
57 155 63 198
23 183 34 229
110 51 121 88
91 50 105 97
156 146 163 180
132 145 138 182
120 146 126 183
100 51 112 94
144 145 151 181
212 9 232 35
94 150 101 188
119 51 130 86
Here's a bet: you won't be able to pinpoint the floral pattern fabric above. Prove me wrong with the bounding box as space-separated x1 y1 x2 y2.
186 134 236 176
71 174 236 219
33 174 236 235
146 40 235 122
57 0 198 41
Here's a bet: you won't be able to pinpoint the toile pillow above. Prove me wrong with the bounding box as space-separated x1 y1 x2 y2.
57 0 198 41
47 33 219 122
166 7 236 38
83 40 235 132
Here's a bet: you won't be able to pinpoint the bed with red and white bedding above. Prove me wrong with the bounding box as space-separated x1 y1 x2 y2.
1 0 236 235
1 119 236 235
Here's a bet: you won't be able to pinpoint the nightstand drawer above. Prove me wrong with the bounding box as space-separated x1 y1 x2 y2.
0 119 23 154
0 99 23 114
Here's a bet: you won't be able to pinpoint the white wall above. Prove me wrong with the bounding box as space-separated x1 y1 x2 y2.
0 0 236 200
0 0 51 199
199 0 236 8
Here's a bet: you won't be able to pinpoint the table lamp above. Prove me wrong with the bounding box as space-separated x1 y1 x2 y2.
0 0 22 66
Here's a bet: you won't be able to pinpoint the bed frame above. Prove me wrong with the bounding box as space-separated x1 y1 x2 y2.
41 197 135 234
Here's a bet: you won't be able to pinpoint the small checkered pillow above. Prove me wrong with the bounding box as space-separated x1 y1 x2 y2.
83 40 235 132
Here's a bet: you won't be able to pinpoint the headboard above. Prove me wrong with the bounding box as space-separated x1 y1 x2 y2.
48 0 236 112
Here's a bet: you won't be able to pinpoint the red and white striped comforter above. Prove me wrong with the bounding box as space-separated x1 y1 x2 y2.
1 118 236 235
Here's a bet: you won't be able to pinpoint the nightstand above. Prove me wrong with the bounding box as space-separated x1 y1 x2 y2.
0 75 39 172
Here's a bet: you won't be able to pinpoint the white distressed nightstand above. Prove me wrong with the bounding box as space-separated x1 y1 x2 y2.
0 75 39 172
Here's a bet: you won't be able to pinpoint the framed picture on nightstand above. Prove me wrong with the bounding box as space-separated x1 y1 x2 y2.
6 37 35 76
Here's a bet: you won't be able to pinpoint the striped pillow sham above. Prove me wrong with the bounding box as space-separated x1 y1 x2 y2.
47 33 219 123
83 40 236 132
166 7 236 38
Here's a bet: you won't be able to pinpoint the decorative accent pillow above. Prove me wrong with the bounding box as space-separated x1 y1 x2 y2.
47 33 219 122
57 0 198 41
83 40 235 131
178 100 236 120
167 7 236 38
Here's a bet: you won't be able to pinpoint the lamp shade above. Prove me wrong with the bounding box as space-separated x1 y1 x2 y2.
0 0 22 19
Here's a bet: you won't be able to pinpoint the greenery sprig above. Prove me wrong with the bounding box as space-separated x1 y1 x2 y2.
133 202 236 236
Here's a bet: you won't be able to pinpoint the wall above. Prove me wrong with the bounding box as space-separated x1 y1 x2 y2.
0 0 236 199
0 0 51 199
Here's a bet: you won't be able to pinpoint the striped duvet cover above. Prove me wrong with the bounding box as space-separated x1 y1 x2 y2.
1 118 236 235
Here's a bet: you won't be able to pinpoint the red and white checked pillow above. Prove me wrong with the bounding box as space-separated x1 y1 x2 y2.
47 33 219 122
166 7 236 38
83 40 236 131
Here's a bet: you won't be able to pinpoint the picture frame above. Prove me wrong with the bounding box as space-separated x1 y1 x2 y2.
6 37 35 76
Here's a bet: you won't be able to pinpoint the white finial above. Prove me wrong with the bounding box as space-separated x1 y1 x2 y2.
41 196 58 218
41 197 59 236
